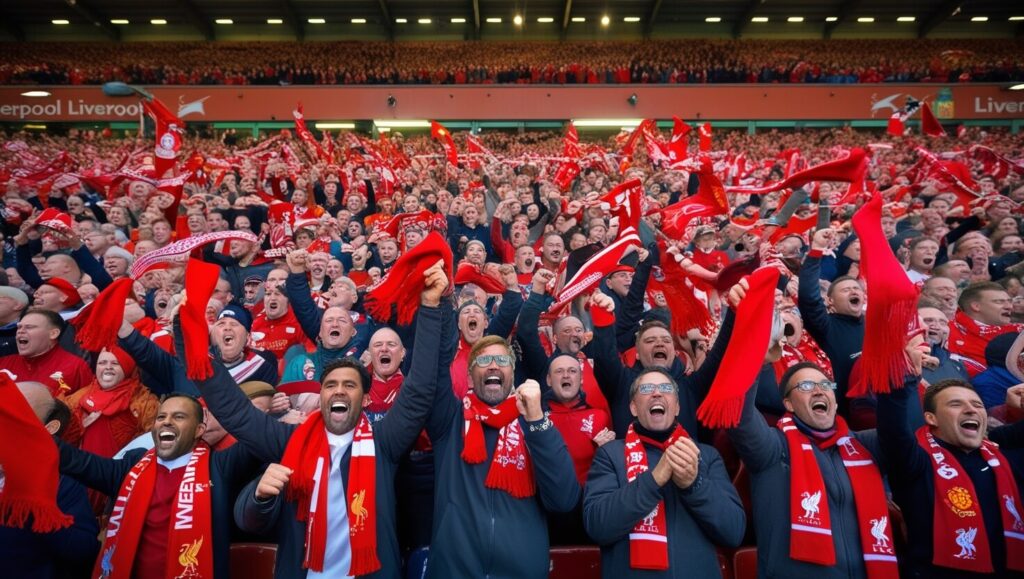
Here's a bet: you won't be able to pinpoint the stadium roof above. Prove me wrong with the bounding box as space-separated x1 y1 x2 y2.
4 0 1022 42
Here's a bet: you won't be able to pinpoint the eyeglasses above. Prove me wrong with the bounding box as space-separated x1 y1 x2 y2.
785 380 837 397
636 383 676 395
472 354 513 368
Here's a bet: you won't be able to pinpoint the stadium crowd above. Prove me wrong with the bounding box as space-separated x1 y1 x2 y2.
1 121 1024 579
2 38 1023 86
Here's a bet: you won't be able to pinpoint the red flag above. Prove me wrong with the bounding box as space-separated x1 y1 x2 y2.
728 148 868 198
466 134 495 170
563 123 582 159
887 112 905 137
552 162 581 192
660 163 730 239
430 121 459 167
920 102 947 138
141 98 183 178
600 179 644 233
292 103 330 164
698 122 712 152
957 125 968 139
667 117 691 168
915 147 980 209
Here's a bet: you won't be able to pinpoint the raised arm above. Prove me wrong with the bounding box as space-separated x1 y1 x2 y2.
117 324 196 396
484 266 525 340
517 380 581 513
875 376 931 480
726 382 784 473
615 243 658 353
71 246 113 291
590 291 631 410
797 229 834 343
284 250 324 341
514 273 556 383
685 307 736 403
377 263 447 461
58 441 139 497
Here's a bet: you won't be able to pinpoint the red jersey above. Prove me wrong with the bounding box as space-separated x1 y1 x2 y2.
0 346 93 396
250 307 312 373
547 399 610 485
947 311 1023 377
772 332 834 381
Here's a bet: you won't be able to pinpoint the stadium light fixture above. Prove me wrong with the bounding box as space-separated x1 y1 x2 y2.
537 17 554 23
352 18 367 24
486 17 502 23
418 18 432 24
705 17 722 23
825 17 838 22
514 15 523 26
971 16 988 22
1009 84 1024 91
110 19 129 25
624 17 640 23
215 19 233 25
377 127 392 133
308 18 326 24
571 17 586 23
1010 17 1024 21
857 17 875 23
151 19 168 25
395 18 407 23
601 15 610 26
21 91 51 97
787 17 804 23
267 19 283 24
24 125 47 130
52 19 70 25
751 17 768 23
573 119 644 128
897 16 916 22
314 123 356 130
451 18 466 23
374 120 432 128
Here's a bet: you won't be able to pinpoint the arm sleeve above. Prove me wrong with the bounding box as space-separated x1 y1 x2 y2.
485 289 523 340
425 298 461 445
726 382 784 473
523 417 581 514
42 477 100 564
514 291 555 383
591 315 630 413
285 271 323 341
233 475 283 537
15 243 43 289
797 254 832 346
875 377 930 479
685 307 736 404
678 447 746 548
989 417 1024 449
582 445 664 546
57 440 136 497
118 330 193 396
376 306 442 461
614 244 657 353
71 246 113 291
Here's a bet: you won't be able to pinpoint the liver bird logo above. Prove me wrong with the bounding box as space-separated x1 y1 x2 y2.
1006 495 1024 531
870 516 891 552
177 537 203 577
801 491 822 521
351 489 369 530
954 527 978 559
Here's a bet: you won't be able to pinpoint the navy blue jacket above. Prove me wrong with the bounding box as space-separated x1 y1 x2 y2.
57 440 258 579
425 309 580 578
877 383 1024 579
0 475 99 579
205 305 442 579
798 254 864 412
591 308 735 437
728 384 883 578
583 428 745 578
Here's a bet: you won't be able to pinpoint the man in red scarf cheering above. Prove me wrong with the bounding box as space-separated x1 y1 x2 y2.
193 261 449 578
56 392 260 579
584 368 745 576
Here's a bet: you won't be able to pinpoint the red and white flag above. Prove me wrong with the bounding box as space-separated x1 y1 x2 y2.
142 98 184 178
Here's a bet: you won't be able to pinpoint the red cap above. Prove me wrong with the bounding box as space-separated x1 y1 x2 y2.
104 346 137 377
277 380 320 396
44 277 82 307
35 208 73 233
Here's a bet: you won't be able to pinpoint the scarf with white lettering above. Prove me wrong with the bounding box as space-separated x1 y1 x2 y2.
623 422 686 570
780 415 897 578
461 394 535 498
281 412 379 575
916 426 1024 573
94 443 212 579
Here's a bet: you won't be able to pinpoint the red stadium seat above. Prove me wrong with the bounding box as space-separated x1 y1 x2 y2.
549 546 601 579
230 543 277 579
732 546 758 579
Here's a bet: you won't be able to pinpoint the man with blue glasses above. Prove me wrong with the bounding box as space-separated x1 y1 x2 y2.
584 368 744 577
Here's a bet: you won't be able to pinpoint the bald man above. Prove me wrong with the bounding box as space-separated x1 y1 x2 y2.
0 382 99 579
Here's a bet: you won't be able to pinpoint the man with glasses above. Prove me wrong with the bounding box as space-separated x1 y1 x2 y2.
726 358 897 578
584 368 744 576
424 334 579 578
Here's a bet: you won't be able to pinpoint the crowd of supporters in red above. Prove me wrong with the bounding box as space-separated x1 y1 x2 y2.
2 38 1023 86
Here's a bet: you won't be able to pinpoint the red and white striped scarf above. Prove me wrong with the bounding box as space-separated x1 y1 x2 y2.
461 394 536 498
623 422 687 571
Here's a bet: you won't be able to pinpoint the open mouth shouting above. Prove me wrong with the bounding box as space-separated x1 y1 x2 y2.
959 418 981 435
651 348 670 365
156 428 178 451
329 399 351 422
810 397 830 416
848 295 862 308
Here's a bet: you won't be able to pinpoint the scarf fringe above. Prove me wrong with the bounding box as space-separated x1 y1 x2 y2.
696 396 745 429
350 546 381 576
485 464 536 498
855 299 916 396
0 498 72 533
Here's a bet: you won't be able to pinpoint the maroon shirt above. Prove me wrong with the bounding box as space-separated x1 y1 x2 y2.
131 463 186 578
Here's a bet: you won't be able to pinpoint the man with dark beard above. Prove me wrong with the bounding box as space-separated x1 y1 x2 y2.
425 334 580 578
193 262 448 579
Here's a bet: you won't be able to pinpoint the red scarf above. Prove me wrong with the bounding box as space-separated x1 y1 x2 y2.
916 426 1024 573
779 415 898 579
79 379 135 417
94 444 213 579
280 412 379 575
367 371 404 414
461 394 535 498
623 422 687 570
